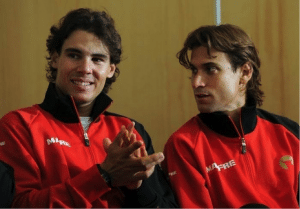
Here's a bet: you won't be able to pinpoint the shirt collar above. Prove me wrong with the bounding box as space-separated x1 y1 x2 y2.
39 83 113 123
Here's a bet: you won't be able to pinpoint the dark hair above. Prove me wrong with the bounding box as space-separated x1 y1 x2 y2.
177 24 264 106
46 8 122 94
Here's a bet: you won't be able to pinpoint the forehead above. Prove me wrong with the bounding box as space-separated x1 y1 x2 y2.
62 30 109 55
190 46 230 66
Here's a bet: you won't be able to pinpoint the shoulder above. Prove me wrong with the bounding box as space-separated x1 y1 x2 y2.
103 111 147 132
0 105 41 127
256 108 299 138
102 111 152 144
165 115 202 149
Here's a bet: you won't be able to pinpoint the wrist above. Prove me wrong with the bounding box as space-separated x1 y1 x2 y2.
97 164 113 188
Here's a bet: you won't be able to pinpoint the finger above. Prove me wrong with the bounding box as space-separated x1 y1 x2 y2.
129 166 156 182
128 152 164 171
126 121 135 137
114 125 127 147
141 152 164 168
103 138 112 153
124 122 135 147
141 145 148 157
130 134 141 157
123 140 143 157
123 129 131 147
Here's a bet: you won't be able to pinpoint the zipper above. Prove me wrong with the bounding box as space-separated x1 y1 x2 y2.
228 111 246 154
84 132 90 146
70 96 90 147
241 137 246 154
69 96 113 147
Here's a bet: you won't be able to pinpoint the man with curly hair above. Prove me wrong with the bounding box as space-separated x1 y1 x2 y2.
163 24 299 208
0 8 177 208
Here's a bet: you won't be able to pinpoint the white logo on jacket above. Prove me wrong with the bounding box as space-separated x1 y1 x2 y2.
206 160 236 173
47 137 71 147
168 171 177 176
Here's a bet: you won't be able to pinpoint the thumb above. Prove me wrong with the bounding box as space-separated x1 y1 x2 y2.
103 138 112 153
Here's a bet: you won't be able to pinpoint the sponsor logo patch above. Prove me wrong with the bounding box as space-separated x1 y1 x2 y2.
206 160 236 173
47 137 71 147
279 155 294 170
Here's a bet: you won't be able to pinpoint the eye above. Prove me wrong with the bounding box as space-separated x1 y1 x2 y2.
190 66 198 74
92 57 105 63
68 53 80 59
206 66 218 74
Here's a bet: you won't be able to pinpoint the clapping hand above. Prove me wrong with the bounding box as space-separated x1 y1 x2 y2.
101 122 164 189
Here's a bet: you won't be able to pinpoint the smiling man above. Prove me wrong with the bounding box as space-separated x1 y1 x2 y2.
162 24 299 208
0 8 177 208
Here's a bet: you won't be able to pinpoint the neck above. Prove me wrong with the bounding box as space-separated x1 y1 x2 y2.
54 84 94 117
225 108 242 128
76 101 94 117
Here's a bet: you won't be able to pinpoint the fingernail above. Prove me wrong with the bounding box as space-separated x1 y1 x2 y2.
158 152 164 160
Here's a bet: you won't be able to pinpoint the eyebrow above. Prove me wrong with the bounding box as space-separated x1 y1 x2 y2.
64 48 109 59
202 62 219 67
190 61 219 68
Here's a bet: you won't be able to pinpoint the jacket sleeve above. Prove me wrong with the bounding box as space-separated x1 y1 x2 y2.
162 134 214 208
122 122 178 208
0 112 112 208
0 160 15 207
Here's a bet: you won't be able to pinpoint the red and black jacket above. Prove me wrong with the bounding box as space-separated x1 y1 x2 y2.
163 96 299 208
0 83 177 208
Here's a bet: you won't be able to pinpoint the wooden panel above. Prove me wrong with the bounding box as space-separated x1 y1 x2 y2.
222 0 299 122
0 0 298 153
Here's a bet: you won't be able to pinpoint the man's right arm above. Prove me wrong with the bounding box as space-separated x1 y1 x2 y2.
0 112 123 208
0 112 171 208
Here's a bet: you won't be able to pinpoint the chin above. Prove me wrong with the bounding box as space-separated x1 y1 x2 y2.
197 106 214 114
72 95 94 104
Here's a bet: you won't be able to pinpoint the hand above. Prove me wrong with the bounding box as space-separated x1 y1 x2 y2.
122 122 147 158
101 123 164 189
121 122 148 189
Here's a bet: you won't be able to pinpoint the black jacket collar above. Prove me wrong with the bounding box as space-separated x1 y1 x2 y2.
198 97 257 137
39 83 113 123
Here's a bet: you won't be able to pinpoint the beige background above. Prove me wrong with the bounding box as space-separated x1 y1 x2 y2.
0 0 299 152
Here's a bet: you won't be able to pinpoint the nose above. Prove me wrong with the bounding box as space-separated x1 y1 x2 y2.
191 72 206 89
78 58 92 74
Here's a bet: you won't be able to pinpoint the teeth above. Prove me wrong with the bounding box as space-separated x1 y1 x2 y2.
72 80 91 86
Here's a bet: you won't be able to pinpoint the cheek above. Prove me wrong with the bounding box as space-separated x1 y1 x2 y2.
96 67 113 80
56 68 69 83
218 77 239 96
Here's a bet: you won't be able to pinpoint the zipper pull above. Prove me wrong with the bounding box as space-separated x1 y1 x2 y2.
241 138 246 154
84 133 90 146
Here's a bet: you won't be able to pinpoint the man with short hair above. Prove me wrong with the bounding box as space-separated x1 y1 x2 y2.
0 8 177 208
163 24 299 208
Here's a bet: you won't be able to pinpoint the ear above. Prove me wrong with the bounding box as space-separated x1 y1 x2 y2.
107 64 116 78
50 52 59 69
239 62 253 86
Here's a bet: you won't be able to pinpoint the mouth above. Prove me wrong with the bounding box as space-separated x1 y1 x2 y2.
71 79 94 86
195 93 210 98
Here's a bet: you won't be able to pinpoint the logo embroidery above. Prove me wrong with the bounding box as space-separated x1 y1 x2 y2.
206 160 236 173
47 137 71 147
279 155 294 170
168 171 177 176
0 141 5 146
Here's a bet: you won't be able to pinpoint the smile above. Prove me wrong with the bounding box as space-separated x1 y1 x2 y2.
71 79 93 86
